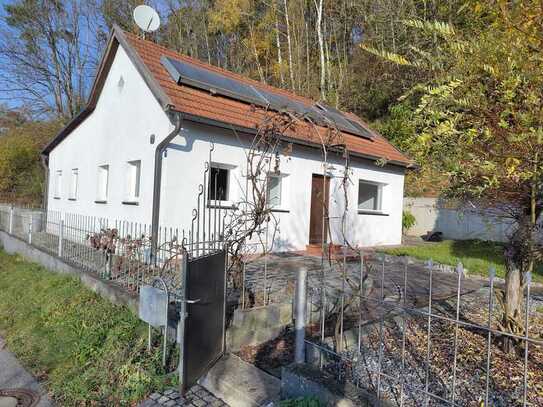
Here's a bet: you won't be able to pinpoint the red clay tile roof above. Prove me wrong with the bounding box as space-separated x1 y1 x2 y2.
43 28 411 167
124 32 411 166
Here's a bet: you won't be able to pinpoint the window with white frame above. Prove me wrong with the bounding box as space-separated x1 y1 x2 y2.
358 180 383 212
54 170 62 198
209 166 229 201
125 160 141 201
267 174 282 207
96 165 109 202
69 168 78 200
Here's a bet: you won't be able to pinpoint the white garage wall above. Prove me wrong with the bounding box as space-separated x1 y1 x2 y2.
404 197 516 242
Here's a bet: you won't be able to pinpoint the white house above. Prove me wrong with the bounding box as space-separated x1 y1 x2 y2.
42 26 412 252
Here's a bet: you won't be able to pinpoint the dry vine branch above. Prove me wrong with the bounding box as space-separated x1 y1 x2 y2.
223 110 298 290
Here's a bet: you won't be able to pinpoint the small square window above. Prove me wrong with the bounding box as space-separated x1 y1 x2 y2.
96 165 109 201
126 160 141 201
54 170 62 198
267 175 282 207
209 166 229 201
69 168 78 200
358 180 383 211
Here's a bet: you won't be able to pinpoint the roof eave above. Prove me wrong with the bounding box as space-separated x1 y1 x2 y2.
178 111 412 169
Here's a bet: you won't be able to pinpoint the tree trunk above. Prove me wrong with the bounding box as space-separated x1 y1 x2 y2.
502 256 523 353
283 0 296 90
249 25 265 83
275 7 285 87
314 0 326 101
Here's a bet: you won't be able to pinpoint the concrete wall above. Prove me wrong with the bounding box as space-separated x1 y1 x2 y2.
47 39 406 250
404 197 515 242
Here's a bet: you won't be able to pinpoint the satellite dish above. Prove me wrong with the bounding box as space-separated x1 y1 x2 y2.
133 5 160 34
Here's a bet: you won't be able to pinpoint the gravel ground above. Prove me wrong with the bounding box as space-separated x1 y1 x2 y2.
239 257 543 407
307 287 543 407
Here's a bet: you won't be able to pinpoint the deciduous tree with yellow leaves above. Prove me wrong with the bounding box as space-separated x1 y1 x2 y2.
364 1 543 351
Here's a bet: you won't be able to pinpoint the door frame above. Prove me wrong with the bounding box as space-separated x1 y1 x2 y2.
308 173 330 245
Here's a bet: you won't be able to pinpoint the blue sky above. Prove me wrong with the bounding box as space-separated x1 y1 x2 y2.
0 0 101 115
0 0 170 115
0 1 19 110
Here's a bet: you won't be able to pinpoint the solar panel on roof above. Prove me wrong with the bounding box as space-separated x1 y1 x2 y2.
161 55 373 140
161 56 265 106
347 119 373 139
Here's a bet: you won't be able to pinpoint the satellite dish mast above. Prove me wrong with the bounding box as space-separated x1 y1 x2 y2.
133 5 160 39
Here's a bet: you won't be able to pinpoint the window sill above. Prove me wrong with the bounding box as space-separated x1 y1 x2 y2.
207 201 237 210
271 207 290 213
95 200 107 204
122 200 139 206
357 210 389 216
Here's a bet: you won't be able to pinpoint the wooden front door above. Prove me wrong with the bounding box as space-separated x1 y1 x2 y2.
309 174 330 244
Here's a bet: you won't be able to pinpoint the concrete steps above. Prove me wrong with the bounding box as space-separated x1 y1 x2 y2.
304 244 363 261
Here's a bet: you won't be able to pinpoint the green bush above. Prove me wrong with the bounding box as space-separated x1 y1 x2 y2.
402 210 416 232
0 114 60 205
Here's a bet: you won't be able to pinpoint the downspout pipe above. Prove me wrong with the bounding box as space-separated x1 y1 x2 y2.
151 111 183 260
40 154 49 211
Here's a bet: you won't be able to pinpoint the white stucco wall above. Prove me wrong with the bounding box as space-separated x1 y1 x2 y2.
47 42 405 249
159 121 405 250
47 44 171 225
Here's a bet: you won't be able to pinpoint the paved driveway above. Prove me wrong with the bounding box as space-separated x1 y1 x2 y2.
241 252 483 312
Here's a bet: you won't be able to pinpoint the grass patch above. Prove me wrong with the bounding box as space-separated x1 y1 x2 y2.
0 250 173 405
380 239 543 283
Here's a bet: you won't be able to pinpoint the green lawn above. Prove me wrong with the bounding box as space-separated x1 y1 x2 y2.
0 250 173 406
380 239 543 283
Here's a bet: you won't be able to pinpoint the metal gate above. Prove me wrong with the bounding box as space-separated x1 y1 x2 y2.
175 142 232 393
179 249 227 393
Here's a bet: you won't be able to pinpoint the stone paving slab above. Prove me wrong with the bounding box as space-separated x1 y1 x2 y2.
138 385 228 407
242 252 484 310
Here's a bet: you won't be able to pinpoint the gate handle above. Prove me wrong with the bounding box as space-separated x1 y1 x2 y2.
186 298 201 304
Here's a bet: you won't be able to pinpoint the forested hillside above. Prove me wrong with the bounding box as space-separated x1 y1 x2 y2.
0 1 541 201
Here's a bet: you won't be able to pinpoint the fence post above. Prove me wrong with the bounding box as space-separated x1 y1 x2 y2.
178 250 188 394
28 214 33 245
295 266 307 364
9 206 13 234
58 219 64 257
